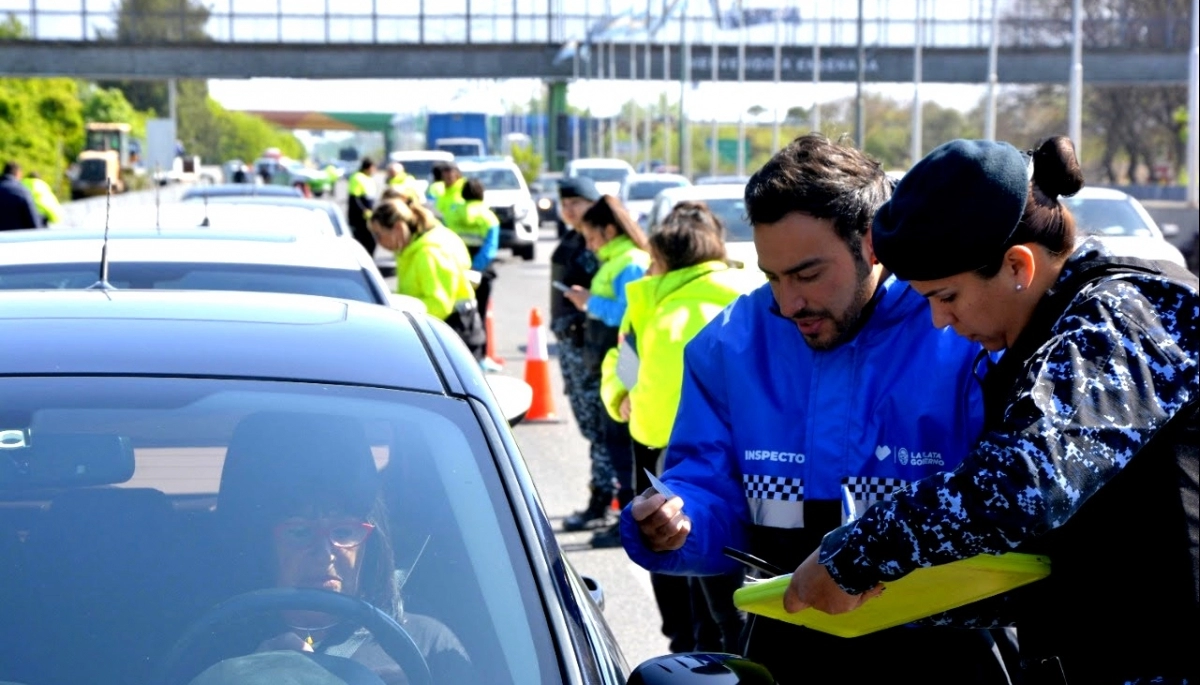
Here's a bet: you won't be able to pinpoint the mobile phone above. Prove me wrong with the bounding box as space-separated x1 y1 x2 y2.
723 546 787 577
552 281 571 293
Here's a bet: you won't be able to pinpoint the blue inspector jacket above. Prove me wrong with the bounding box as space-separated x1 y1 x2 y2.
620 277 988 577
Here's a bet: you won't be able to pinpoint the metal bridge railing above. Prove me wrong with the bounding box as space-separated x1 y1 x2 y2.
0 3 1188 52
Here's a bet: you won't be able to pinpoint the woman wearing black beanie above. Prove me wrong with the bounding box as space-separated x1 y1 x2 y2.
785 136 1198 685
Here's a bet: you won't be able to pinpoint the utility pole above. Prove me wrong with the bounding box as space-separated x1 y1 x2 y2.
664 42 672 169
1188 0 1198 207
644 2 653 171
631 41 639 166
736 1 746 177
1069 0 1083 159
610 39 618 158
910 0 923 166
855 0 865 149
772 3 782 153
711 40 719 177
680 0 693 177
984 0 1000 140
812 0 821 134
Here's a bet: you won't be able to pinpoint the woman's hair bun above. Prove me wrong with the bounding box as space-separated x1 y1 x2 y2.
1031 136 1084 199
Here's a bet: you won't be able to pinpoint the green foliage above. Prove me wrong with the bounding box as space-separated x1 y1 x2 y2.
1 13 28 38
0 75 85 198
510 142 544 185
80 84 147 141
210 102 306 163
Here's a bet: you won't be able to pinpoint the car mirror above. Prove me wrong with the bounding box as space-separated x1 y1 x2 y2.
529 183 543 194
484 375 533 427
0 431 135 489
627 653 776 684
581 575 605 612
1161 222 1180 237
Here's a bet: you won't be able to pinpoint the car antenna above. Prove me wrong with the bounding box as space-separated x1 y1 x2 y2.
87 179 115 291
154 165 162 233
201 192 210 228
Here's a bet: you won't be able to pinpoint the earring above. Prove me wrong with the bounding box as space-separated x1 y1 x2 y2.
1015 284 1025 292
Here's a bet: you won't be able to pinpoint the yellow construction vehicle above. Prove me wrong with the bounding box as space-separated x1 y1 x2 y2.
70 123 137 199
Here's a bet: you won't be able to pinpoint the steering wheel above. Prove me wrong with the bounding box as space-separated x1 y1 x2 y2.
154 588 432 685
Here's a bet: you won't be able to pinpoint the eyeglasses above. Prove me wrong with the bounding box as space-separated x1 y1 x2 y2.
272 518 375 550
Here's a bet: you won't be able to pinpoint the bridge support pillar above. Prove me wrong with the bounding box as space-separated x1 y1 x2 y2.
547 80 568 172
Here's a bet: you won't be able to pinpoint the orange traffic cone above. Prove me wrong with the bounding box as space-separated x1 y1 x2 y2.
484 300 504 367
522 307 559 422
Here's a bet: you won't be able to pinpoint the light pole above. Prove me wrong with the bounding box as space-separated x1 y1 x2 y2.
855 0 865 149
1187 0 1198 207
681 0 692 176
772 4 783 152
736 3 746 178
910 0 923 166
984 0 1000 140
812 0 821 135
1068 0 1083 159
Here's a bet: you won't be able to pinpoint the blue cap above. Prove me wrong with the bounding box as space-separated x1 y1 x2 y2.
558 176 601 202
872 139 1032 282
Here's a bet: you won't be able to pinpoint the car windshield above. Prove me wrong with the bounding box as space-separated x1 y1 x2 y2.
398 160 439 180
1061 197 1154 237
627 180 686 201
0 377 558 685
464 168 523 191
680 197 752 242
574 167 628 183
0 262 380 304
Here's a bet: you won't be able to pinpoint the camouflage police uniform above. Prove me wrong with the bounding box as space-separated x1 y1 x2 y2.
550 230 617 496
819 240 1199 685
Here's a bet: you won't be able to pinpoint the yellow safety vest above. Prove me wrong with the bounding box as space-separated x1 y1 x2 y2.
600 260 763 448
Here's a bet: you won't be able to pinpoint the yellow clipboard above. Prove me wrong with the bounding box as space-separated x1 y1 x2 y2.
732 552 1050 638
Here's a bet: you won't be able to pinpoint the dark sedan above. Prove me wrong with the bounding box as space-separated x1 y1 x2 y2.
0 290 763 685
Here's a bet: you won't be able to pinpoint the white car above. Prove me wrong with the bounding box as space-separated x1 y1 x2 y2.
458 159 538 261
565 158 635 198
646 183 759 274
0 227 424 313
1061 187 1187 267
620 173 691 228
387 149 455 198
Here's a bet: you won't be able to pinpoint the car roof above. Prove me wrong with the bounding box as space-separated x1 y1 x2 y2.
0 289 444 392
181 184 303 199
388 150 454 162
568 158 635 169
625 173 690 185
1069 186 1134 200
658 183 746 200
0 229 365 271
71 203 339 237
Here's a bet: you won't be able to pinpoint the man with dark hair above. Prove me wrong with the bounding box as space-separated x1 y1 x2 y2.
620 135 1014 683
1 161 44 231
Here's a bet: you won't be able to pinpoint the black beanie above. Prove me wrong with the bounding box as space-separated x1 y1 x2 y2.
558 176 601 202
872 139 1032 282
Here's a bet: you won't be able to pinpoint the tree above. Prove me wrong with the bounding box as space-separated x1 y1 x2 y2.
1010 0 1189 182
98 0 211 122
784 106 809 125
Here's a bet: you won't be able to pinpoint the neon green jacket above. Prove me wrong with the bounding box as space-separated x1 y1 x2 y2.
21 177 62 225
396 224 475 321
600 260 763 448
586 234 651 327
435 177 466 231
347 171 376 198
388 173 423 202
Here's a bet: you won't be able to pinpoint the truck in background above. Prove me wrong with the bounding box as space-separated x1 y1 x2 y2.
426 113 488 157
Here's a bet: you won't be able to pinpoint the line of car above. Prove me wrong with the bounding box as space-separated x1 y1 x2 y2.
0 181 752 685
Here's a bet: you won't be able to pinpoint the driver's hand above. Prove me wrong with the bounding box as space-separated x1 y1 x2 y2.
257 632 315 654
